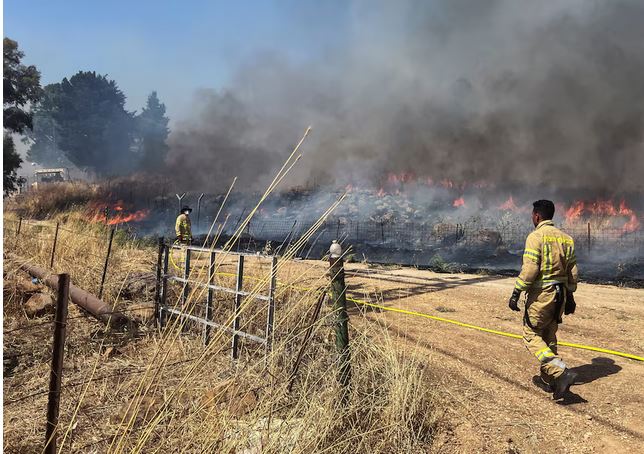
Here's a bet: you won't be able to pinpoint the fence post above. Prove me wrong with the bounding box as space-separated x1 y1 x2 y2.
182 247 192 307
197 193 205 232
231 255 244 360
380 220 385 242
14 217 22 249
203 250 216 345
154 237 164 327
587 222 591 253
49 222 60 269
265 256 278 355
159 244 170 328
328 242 351 402
44 273 70 454
98 228 115 299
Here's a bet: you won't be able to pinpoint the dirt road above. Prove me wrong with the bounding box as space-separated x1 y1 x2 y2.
299 261 644 453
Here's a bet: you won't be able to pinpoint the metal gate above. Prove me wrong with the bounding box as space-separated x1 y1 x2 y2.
155 241 277 360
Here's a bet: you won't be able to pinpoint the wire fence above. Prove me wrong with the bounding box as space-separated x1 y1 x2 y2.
3 217 122 298
219 217 644 260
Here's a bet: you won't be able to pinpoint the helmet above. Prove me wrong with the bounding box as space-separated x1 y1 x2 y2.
181 206 192 213
329 240 342 259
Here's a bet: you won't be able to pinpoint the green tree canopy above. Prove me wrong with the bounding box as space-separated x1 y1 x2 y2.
136 91 170 170
47 71 136 175
25 84 67 167
4 37 41 195
3 37 42 133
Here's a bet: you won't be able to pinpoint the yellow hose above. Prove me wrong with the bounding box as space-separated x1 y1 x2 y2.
208 269 643 362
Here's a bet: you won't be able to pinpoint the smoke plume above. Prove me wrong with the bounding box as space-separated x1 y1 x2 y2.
167 0 644 197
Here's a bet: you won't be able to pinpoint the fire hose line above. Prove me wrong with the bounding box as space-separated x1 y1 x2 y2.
174 266 644 362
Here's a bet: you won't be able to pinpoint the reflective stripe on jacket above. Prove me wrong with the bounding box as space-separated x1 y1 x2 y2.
175 213 192 240
515 220 578 292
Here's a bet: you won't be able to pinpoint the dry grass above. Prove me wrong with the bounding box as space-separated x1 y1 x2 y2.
3 218 443 452
4 138 445 452
5 182 106 219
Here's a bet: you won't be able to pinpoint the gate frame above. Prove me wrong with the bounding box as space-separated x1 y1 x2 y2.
156 242 277 360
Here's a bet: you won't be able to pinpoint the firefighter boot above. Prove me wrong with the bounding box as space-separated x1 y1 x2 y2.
553 369 577 400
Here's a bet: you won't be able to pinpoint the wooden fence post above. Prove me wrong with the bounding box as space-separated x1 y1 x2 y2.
98 228 115 299
159 244 170 328
14 217 22 249
49 223 60 269
44 273 70 454
231 255 244 360
265 256 278 355
587 222 591 253
154 237 164 327
328 241 351 402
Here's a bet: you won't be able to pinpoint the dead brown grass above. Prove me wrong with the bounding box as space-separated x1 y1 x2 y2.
3 210 444 453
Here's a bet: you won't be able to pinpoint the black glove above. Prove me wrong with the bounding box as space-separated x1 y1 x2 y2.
564 291 576 315
508 289 521 311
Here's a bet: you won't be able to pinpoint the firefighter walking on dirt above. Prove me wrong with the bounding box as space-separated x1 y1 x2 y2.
175 206 193 245
508 200 579 399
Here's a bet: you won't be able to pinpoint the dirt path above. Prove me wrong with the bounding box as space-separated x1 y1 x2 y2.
288 260 644 453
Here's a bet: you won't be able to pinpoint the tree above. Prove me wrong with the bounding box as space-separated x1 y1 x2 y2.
48 71 136 175
136 91 170 170
3 37 41 195
3 134 24 195
26 84 67 167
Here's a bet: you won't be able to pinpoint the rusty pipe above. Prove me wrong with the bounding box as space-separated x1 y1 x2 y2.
8 254 133 330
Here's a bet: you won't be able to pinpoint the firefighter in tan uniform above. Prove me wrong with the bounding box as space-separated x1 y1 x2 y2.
175 206 193 245
508 200 579 399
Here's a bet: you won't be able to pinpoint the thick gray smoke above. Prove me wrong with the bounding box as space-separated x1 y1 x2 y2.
167 0 644 196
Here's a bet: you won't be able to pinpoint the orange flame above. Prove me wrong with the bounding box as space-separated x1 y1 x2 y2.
499 196 518 211
564 199 640 233
89 201 150 225
453 197 465 208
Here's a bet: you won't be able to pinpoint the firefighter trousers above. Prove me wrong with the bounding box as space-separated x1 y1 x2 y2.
522 285 567 384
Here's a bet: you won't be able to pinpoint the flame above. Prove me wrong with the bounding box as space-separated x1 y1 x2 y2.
564 199 640 233
386 172 416 185
104 209 150 225
453 197 465 208
88 201 150 225
499 196 518 211
376 187 386 197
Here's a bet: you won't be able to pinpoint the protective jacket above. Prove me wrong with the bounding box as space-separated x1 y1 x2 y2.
515 220 579 384
515 220 578 293
175 213 192 242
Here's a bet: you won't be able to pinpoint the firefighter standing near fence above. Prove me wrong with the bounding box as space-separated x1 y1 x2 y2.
175 206 193 245
508 200 579 399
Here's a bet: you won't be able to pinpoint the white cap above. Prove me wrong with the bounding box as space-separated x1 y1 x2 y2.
329 240 342 259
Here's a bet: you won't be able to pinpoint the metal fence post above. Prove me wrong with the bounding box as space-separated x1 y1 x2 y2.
203 250 216 345
182 247 192 307
154 237 164 327
49 222 60 269
176 192 186 213
44 273 70 454
98 228 115 299
197 193 205 232
231 255 244 360
265 256 278 355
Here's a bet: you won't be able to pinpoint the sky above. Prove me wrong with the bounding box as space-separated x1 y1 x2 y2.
3 0 350 122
